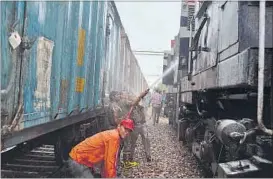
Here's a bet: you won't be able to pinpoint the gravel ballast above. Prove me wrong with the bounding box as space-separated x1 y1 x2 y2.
120 110 204 178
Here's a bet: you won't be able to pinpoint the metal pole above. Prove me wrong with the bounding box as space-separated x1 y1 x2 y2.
188 17 193 76
257 0 273 135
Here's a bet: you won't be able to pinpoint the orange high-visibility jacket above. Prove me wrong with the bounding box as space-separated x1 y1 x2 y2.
69 129 120 178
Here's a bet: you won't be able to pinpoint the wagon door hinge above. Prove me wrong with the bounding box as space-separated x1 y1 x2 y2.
21 36 37 50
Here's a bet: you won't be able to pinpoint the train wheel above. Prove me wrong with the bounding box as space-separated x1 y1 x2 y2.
54 136 71 165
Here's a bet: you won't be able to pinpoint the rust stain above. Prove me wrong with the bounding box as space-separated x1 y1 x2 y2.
76 77 85 93
60 80 68 106
77 28 86 66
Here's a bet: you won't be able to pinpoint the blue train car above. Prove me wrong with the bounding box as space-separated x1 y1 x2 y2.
1 0 107 141
1 1 148 153
104 2 148 96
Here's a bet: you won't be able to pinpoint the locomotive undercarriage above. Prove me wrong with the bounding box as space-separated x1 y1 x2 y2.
176 89 273 178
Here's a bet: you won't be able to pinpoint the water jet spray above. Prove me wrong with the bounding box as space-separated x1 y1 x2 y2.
149 59 179 91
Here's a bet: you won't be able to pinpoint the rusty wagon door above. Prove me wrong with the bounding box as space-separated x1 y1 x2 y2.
1 2 25 135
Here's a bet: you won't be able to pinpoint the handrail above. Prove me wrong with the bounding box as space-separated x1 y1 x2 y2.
257 0 273 135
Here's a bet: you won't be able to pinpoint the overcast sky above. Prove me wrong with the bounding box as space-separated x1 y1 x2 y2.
115 1 181 86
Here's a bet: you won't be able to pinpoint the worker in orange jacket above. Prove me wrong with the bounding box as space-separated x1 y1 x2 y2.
68 89 149 178
68 119 134 178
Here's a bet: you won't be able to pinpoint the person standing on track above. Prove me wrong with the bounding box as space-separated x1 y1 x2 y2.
113 90 150 173
105 91 122 130
114 89 150 128
115 91 152 163
126 103 152 162
151 89 163 125
161 90 166 117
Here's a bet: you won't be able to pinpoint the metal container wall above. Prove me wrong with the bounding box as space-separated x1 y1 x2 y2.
105 1 122 94
104 2 148 96
1 2 25 129
1 1 148 133
1 1 107 130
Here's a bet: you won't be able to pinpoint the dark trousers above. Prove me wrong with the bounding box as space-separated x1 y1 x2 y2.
67 158 94 178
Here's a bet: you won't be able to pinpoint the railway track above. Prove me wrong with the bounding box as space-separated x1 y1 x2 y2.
1 145 67 178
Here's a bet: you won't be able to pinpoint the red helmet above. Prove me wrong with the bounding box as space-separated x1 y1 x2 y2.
120 119 134 131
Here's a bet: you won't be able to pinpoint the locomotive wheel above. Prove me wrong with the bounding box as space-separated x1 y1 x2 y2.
178 120 188 142
185 127 194 148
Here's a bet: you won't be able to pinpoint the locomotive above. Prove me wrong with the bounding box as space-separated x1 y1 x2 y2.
163 0 273 177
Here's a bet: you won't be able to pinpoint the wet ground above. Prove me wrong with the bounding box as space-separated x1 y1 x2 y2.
120 109 204 178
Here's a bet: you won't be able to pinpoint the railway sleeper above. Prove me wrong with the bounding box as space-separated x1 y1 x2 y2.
30 150 55 156
1 169 50 178
38 147 55 151
40 145 55 149
22 154 56 161
14 159 58 166
1 163 59 173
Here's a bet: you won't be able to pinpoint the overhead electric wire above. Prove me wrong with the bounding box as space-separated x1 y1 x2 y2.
133 50 165 54
133 50 166 56
134 53 164 56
